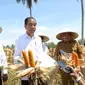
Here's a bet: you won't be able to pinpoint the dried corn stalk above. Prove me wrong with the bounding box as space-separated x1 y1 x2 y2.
8 64 26 71
15 67 34 78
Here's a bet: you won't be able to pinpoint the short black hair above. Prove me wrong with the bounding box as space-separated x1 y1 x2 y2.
24 17 36 25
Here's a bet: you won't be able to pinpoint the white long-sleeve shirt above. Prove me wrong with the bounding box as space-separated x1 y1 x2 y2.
14 33 43 80
0 44 8 74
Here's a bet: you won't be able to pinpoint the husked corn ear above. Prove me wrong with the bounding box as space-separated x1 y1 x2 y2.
15 67 34 78
72 52 80 67
28 50 35 67
75 53 80 67
22 50 30 66
72 52 75 66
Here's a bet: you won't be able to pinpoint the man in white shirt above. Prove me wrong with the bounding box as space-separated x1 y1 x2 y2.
14 17 43 85
0 27 8 85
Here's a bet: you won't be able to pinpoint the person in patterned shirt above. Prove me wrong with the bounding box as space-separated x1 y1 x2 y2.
55 28 83 85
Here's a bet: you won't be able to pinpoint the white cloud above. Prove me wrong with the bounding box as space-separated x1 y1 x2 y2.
0 23 84 46
0 39 15 46
7 27 25 34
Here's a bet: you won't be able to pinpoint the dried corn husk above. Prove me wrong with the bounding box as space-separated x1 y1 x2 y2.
39 67 49 73
8 64 26 71
79 59 85 65
35 60 40 67
15 67 34 78
17 58 25 64
60 55 67 61
66 60 74 66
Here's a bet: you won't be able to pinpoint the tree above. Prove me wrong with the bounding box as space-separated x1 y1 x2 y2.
11 44 15 49
78 38 85 45
77 0 84 44
6 45 10 48
16 0 38 17
47 42 56 49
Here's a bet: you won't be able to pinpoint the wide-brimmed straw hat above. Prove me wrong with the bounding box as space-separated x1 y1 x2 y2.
0 27 2 33
56 28 78 40
38 32 49 42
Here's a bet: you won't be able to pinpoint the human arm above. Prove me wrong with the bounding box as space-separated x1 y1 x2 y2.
68 66 85 85
13 39 21 64
0 45 8 82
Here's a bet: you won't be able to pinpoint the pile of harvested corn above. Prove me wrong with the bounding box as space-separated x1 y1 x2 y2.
9 50 51 85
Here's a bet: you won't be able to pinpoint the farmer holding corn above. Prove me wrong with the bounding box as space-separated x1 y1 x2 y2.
14 17 43 85
55 28 83 85
0 27 8 85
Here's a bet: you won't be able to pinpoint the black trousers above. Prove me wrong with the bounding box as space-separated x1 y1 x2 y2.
0 71 2 85
21 80 29 85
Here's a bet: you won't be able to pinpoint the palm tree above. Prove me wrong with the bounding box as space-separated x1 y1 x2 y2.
16 0 38 17
81 0 84 45
77 0 84 44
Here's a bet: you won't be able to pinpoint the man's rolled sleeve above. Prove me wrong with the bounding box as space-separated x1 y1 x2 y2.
14 39 21 64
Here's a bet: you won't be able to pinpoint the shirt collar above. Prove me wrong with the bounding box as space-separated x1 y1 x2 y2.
24 33 36 39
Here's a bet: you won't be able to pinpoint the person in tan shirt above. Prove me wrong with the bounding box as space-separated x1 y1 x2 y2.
55 29 83 85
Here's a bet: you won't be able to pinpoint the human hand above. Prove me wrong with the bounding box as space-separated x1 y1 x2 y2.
67 66 79 79
2 74 8 82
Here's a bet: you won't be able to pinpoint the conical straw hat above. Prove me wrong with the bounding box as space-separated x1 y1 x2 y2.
56 28 78 40
38 32 49 42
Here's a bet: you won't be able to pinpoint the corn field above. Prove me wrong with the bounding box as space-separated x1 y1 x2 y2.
3 45 85 85
2 47 62 85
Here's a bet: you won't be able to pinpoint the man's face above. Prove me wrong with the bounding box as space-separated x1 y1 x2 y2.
25 19 37 37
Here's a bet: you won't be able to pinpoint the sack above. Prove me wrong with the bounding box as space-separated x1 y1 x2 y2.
38 53 59 84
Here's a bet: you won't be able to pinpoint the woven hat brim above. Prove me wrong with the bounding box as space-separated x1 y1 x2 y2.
39 35 49 42
56 32 78 40
0 27 2 33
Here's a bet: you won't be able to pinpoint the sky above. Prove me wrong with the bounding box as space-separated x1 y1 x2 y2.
0 0 85 45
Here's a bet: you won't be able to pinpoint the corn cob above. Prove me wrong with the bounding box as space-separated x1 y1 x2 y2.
72 52 80 67
72 52 75 66
75 53 80 67
28 50 35 67
15 67 34 78
22 50 30 67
